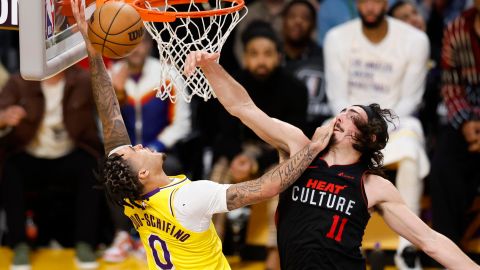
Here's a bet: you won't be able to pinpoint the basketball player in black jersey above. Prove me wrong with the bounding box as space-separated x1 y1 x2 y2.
184 51 480 270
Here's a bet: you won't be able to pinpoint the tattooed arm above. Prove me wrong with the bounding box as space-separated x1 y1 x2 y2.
71 0 131 153
226 120 335 210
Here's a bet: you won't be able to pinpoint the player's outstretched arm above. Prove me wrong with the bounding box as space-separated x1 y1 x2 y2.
366 176 480 270
71 0 131 154
225 120 335 210
184 51 310 156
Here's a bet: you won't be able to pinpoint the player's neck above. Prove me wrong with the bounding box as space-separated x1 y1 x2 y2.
362 18 388 44
322 145 361 166
141 173 171 195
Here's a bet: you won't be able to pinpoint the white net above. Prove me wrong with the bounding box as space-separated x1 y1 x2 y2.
140 0 247 103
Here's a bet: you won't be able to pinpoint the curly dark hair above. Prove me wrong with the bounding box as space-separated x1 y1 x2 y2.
351 103 397 177
98 153 145 208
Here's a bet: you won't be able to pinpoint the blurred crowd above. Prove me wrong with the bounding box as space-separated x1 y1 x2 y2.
0 0 479 269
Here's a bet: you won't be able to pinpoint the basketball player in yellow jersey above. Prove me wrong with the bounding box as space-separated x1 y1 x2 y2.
71 2 335 269
122 172 228 269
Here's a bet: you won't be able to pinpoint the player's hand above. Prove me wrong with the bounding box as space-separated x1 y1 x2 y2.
71 0 96 54
310 117 336 152
0 105 27 128
183 51 220 77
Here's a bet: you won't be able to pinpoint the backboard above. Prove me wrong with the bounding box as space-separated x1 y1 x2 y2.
19 0 96 80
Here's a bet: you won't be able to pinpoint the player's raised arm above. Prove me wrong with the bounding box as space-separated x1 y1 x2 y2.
225 120 335 210
72 0 131 154
365 175 480 270
184 51 310 156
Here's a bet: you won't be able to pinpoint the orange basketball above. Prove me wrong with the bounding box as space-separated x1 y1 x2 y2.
87 1 144 59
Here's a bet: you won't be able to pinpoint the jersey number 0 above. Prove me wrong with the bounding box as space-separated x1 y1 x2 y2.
148 234 174 269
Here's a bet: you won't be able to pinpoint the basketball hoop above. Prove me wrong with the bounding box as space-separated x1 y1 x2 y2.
126 0 247 102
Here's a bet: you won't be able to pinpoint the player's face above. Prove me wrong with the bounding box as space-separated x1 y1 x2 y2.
116 144 166 179
283 3 315 44
357 0 387 28
391 3 425 31
243 37 281 80
332 106 368 144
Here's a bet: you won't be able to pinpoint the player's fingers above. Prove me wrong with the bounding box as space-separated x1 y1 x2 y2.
13 108 25 116
209 52 220 61
12 106 27 116
183 53 191 75
78 0 85 19
11 116 22 125
75 0 81 16
9 113 22 122
72 0 82 23
5 115 20 125
328 117 337 133
71 0 78 16
327 117 336 128
186 53 195 76
317 118 335 135
190 52 198 75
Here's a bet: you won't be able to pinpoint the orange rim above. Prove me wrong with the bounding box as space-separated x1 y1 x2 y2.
126 0 245 22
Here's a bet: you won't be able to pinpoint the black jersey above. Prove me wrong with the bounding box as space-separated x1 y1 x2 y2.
276 155 371 270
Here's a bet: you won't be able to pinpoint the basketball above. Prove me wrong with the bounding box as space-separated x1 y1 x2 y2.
87 2 144 59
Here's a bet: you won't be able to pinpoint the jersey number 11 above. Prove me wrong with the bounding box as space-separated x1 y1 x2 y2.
326 215 348 242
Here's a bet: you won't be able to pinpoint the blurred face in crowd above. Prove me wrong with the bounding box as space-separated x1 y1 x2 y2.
357 0 388 28
127 35 152 70
475 0 480 12
243 37 280 80
283 2 315 45
391 2 426 31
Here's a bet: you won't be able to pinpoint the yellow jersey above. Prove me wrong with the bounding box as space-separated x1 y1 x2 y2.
124 175 230 270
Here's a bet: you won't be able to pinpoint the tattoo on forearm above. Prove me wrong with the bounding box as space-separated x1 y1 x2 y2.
226 144 317 210
89 54 131 153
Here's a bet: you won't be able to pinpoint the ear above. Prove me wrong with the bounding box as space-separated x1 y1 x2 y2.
138 168 150 181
